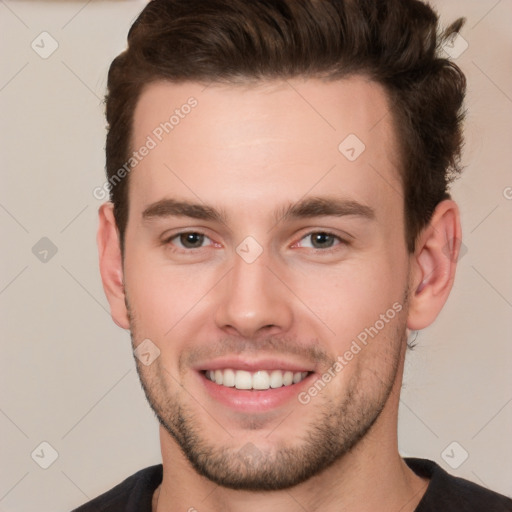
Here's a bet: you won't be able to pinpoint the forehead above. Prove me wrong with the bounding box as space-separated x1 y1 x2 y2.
129 77 402 220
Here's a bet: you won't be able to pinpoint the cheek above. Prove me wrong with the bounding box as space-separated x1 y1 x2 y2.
123 248 219 339
290 252 407 348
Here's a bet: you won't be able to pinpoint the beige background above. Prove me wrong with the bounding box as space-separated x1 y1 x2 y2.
1 1 511 511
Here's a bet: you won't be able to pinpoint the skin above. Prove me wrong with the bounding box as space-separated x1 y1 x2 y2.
98 77 461 512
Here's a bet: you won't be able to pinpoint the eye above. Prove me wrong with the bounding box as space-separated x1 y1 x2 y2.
168 232 212 249
297 231 343 250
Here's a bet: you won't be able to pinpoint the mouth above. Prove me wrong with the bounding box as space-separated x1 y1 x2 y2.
195 359 316 412
202 368 312 390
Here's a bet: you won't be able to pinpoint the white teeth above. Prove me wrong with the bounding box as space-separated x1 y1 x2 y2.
252 371 270 390
270 370 284 388
205 369 309 390
222 368 235 387
283 371 293 386
293 372 303 384
234 370 252 389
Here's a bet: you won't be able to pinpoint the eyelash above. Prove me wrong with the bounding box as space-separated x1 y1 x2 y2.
163 232 217 251
163 230 349 253
293 231 347 252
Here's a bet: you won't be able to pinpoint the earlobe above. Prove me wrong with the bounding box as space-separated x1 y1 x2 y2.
97 202 130 329
407 199 462 331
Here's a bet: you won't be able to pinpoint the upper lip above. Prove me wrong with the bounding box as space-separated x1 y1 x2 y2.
194 357 315 373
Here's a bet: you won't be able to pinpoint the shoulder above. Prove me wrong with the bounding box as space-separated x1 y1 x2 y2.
71 464 163 512
405 458 512 512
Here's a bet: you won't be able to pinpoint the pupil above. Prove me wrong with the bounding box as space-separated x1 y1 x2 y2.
181 233 204 248
312 233 333 248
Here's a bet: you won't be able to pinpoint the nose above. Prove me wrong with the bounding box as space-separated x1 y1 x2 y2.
213 249 294 339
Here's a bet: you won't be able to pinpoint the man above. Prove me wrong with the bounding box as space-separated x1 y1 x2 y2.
75 0 512 510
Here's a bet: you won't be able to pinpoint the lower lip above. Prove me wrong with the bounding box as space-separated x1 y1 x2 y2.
198 371 315 412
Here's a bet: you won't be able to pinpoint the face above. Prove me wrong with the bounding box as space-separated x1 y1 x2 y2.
122 77 412 490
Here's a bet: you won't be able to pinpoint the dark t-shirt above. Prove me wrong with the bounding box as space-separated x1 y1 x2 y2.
72 458 512 511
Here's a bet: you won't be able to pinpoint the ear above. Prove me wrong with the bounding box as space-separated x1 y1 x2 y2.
97 202 130 329
407 199 462 330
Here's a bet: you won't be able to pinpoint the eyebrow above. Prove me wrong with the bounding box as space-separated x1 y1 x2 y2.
275 196 375 223
141 196 375 224
142 198 227 223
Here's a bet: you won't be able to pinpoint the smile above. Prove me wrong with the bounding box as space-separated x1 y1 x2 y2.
204 369 310 390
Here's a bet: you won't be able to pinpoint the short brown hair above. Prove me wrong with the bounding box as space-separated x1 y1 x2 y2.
105 0 466 254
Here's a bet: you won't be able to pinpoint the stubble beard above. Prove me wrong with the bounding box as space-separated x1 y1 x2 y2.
127 294 408 491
